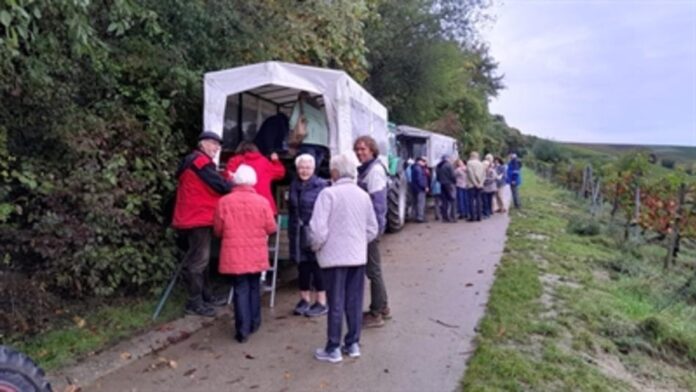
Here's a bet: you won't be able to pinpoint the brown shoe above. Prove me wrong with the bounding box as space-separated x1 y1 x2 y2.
362 312 385 328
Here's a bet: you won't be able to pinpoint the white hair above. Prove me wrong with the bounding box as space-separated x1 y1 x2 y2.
330 152 359 179
484 153 494 162
294 153 316 168
233 164 257 186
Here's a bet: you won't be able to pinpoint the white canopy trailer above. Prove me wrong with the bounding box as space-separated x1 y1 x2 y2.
203 61 389 159
395 125 459 165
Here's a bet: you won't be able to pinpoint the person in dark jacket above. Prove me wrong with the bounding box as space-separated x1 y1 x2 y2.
288 154 329 317
354 136 390 328
172 131 233 317
253 113 290 156
410 157 428 223
436 155 457 222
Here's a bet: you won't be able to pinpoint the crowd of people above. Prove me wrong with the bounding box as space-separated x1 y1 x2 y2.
406 151 522 223
172 131 521 363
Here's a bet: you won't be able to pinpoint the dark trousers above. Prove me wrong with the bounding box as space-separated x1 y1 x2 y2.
298 261 325 292
232 273 261 340
366 240 388 313
511 184 521 208
468 187 483 221
456 187 469 218
324 265 366 352
180 227 212 305
439 184 456 221
482 191 494 217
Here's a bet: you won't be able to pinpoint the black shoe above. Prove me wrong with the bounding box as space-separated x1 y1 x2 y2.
185 302 216 317
235 333 249 343
294 299 311 316
203 292 228 307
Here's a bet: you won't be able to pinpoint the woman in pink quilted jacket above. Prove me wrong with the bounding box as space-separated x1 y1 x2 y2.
214 164 277 343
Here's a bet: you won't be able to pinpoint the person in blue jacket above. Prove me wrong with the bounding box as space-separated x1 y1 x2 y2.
410 157 428 223
507 153 522 209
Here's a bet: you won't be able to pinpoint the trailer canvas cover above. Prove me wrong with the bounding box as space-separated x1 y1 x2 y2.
203 62 389 157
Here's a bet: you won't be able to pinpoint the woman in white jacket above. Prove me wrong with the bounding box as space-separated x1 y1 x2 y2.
309 152 379 363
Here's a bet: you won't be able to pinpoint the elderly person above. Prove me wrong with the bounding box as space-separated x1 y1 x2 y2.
172 131 233 317
288 154 329 317
482 157 498 219
310 153 379 363
494 157 507 213
454 159 469 220
214 164 277 343
466 151 485 222
353 135 390 328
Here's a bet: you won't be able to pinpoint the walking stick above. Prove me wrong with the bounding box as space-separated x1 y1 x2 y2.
152 260 186 320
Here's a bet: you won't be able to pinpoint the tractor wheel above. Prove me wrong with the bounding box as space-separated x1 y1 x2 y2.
386 172 408 233
0 346 52 392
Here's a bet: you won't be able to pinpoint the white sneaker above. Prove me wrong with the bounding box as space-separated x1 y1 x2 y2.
342 343 361 358
314 347 343 363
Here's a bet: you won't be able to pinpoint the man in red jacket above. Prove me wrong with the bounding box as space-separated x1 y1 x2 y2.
173 131 233 317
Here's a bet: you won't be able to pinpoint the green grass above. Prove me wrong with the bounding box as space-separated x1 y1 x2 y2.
8 291 186 370
462 168 696 391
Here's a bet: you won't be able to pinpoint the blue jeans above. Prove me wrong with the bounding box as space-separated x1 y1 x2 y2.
232 273 261 340
324 265 366 352
482 192 494 217
456 187 469 218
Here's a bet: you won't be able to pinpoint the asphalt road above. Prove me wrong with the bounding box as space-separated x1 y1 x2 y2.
88 197 510 392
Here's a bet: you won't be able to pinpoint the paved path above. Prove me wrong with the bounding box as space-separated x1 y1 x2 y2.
88 196 510 392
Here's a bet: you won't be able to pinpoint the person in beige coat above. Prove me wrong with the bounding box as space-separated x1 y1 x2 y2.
466 152 485 221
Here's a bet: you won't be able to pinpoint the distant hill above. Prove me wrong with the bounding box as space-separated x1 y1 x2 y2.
562 142 696 167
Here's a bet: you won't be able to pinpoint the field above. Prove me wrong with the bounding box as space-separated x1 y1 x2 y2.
462 169 696 391
563 142 696 168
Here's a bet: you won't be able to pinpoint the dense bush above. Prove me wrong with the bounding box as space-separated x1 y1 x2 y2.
0 0 374 298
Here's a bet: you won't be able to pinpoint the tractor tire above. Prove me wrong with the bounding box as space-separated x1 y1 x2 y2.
386 173 408 233
0 346 52 392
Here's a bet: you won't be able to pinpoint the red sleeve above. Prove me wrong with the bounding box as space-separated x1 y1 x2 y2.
268 158 286 180
192 154 211 170
225 156 243 180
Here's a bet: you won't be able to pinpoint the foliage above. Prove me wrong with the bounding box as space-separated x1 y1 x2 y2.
0 0 376 302
363 0 503 150
532 138 567 163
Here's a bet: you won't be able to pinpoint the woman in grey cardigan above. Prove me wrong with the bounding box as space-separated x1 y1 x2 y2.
309 152 379 363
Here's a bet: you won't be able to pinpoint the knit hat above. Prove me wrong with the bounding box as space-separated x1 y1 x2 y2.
232 164 257 186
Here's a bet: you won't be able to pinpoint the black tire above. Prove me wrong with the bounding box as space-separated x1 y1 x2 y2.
386 172 408 233
0 346 52 392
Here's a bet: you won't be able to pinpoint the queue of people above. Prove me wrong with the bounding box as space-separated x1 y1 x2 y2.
407 151 522 223
172 132 393 364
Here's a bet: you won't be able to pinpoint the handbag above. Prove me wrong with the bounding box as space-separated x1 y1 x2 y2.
300 223 312 250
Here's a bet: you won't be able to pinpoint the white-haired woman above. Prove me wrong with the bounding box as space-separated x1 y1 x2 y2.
214 164 277 343
288 154 329 317
309 153 379 363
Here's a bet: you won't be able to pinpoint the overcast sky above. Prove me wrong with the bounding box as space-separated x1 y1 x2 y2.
482 0 696 146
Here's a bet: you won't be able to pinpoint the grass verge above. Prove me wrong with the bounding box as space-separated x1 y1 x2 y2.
462 168 696 391
6 291 186 371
